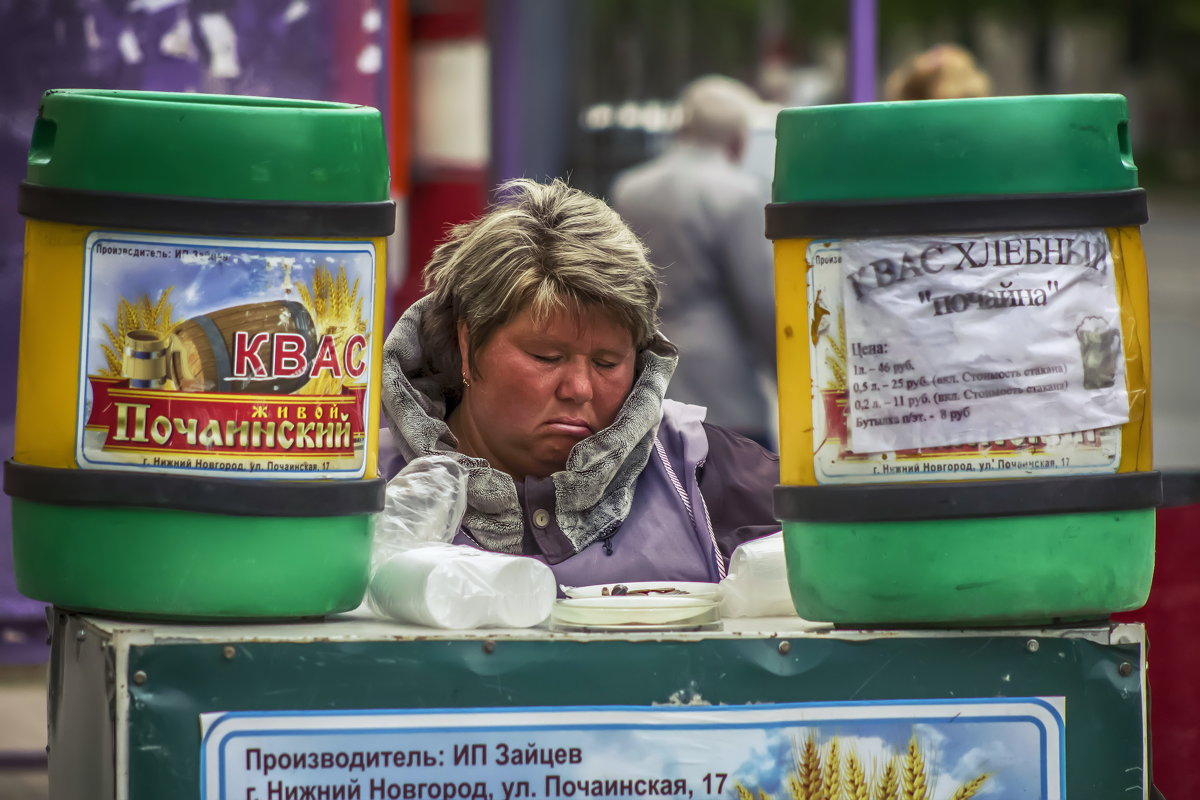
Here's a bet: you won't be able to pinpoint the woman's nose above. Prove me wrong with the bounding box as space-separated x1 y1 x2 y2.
556 359 594 403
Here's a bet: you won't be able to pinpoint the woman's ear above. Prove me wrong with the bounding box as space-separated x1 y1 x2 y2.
456 320 471 382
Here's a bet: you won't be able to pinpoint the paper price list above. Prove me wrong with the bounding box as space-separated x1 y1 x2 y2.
847 340 1075 451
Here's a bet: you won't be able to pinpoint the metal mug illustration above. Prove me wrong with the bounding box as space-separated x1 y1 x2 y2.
1075 315 1122 390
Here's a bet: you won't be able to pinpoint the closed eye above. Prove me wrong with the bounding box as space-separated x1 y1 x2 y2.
593 359 619 370
531 353 560 364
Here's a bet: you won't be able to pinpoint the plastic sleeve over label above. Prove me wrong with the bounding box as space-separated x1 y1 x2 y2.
806 230 1131 483
76 231 377 480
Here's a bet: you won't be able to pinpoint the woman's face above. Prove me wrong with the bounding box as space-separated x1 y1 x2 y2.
452 304 637 479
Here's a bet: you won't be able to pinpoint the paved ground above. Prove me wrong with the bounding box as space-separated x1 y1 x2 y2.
0 196 1195 800
0 665 48 800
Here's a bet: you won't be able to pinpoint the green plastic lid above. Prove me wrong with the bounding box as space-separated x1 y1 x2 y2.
773 94 1139 203
25 89 390 203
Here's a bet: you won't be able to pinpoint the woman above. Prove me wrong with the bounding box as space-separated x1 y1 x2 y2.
380 179 779 586
883 43 991 102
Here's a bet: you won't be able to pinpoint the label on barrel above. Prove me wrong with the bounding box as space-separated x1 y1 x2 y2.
806 232 1125 483
75 231 377 479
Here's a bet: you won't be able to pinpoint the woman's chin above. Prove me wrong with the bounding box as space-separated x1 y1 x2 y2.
525 447 575 477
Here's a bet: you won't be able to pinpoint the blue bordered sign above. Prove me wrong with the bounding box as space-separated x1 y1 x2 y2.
76 231 377 479
200 699 1065 800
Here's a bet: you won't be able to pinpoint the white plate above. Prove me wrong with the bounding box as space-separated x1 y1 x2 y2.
560 581 720 600
549 596 721 630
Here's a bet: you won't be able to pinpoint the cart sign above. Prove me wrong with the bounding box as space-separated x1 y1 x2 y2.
201 699 1065 800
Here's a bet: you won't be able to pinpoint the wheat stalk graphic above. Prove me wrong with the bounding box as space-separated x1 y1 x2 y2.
295 264 368 395
824 310 847 391
732 732 988 800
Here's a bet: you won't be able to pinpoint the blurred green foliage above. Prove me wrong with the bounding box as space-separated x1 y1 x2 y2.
586 0 764 99
581 0 1200 185
586 0 1200 92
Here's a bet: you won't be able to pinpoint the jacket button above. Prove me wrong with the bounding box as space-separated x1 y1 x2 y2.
532 508 551 528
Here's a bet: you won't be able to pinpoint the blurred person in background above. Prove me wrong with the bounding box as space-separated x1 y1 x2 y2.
611 75 777 450
883 43 991 101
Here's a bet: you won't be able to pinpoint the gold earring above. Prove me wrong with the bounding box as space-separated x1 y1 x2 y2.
462 375 470 388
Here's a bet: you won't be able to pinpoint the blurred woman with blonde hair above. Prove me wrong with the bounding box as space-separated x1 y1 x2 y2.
884 44 992 101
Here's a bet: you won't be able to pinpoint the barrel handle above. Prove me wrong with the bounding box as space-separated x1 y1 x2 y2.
1117 119 1135 170
28 116 56 166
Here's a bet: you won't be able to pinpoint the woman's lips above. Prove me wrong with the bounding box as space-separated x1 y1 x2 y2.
545 418 593 437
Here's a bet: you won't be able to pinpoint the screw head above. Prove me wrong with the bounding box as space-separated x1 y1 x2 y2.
1025 639 1040 653
132 670 147 686
223 646 236 659
75 629 87 642
1119 662 1134 677
778 640 791 655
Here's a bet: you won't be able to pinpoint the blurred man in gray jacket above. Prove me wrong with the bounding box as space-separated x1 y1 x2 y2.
611 75 776 448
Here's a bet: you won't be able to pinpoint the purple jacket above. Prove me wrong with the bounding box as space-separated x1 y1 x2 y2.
378 401 779 586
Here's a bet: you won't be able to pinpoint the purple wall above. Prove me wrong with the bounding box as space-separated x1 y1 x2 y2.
0 0 389 663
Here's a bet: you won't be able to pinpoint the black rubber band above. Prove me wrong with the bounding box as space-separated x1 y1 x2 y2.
774 471 1161 523
4 460 383 517
1162 470 1200 509
18 183 396 237
765 189 1147 239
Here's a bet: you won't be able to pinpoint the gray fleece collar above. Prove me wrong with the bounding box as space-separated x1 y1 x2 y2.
381 295 678 554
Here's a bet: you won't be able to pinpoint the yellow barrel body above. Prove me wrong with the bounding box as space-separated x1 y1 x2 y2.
6 90 394 619
15 221 387 478
767 95 1158 625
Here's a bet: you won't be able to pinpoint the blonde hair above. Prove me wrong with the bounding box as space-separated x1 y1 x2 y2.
421 178 660 392
884 44 992 102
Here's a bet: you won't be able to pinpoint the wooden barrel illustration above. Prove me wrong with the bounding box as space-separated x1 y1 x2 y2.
168 300 318 394
121 330 168 389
